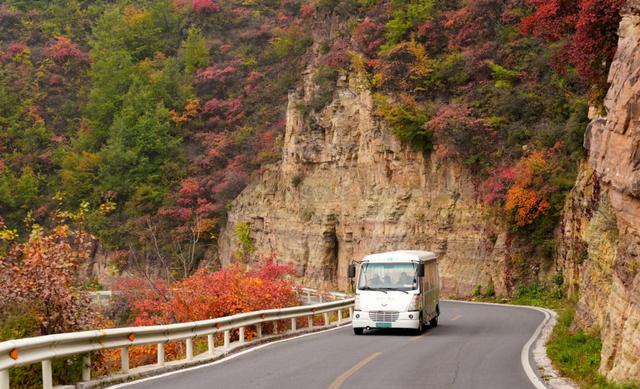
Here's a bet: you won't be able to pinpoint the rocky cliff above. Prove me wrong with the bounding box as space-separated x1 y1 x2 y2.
558 1 640 383
218 37 555 294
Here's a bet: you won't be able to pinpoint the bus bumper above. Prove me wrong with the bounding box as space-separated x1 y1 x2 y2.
352 311 421 330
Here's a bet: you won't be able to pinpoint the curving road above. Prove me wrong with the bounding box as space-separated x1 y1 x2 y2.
115 301 546 389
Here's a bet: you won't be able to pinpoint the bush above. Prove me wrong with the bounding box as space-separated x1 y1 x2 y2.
381 0 435 51
106 258 298 368
374 93 432 151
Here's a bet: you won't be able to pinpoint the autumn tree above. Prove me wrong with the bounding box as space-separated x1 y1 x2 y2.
520 0 625 99
0 224 98 335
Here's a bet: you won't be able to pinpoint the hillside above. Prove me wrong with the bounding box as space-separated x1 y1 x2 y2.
1 0 639 385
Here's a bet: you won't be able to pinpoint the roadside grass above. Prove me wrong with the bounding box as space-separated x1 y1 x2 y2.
465 283 639 389
546 308 637 389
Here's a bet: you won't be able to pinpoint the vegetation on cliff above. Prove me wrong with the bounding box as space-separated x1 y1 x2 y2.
0 0 623 281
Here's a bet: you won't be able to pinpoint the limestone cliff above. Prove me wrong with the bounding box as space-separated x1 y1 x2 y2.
218 37 556 295
558 1 640 383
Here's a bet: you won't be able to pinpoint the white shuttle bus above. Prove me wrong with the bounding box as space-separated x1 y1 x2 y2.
348 250 440 335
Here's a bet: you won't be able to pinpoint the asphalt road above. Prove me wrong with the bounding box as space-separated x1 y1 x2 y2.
118 301 545 389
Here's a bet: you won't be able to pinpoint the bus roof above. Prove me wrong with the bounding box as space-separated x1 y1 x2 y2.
362 250 437 263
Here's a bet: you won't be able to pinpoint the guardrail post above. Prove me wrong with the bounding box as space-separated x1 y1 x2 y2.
82 354 91 381
291 318 296 332
239 327 245 344
306 290 311 303
324 312 329 326
256 323 262 339
0 369 9 389
157 343 165 366
338 309 343 323
223 330 230 351
186 338 194 360
208 334 215 355
121 347 129 373
272 320 278 334
349 307 354 319
308 315 313 328
42 359 53 389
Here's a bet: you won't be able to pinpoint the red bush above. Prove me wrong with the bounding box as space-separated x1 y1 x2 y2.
113 257 298 326
192 0 221 14
353 18 385 57
43 36 89 65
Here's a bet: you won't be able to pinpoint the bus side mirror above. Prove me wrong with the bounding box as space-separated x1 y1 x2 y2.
416 263 425 278
348 264 356 278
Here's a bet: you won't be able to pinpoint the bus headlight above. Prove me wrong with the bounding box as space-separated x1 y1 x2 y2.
354 294 360 310
407 295 421 311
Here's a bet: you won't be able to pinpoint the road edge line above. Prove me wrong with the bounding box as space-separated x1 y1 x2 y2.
106 323 351 388
442 299 578 389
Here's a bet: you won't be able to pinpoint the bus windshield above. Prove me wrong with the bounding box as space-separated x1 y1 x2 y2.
358 262 418 291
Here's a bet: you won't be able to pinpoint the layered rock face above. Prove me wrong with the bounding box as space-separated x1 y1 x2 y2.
559 1 640 383
219 68 522 294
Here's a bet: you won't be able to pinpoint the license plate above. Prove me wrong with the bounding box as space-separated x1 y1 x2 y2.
376 323 392 328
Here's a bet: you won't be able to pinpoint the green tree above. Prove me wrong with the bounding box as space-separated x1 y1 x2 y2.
181 26 209 76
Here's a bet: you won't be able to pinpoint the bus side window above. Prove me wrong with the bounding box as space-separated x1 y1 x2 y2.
425 264 432 291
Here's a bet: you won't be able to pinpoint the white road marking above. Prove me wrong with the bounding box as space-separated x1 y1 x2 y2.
442 299 552 389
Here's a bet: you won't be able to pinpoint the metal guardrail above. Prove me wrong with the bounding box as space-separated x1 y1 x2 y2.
0 288 353 389
299 287 350 304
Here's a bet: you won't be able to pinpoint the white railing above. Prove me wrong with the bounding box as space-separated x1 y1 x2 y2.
0 290 354 389
299 287 350 304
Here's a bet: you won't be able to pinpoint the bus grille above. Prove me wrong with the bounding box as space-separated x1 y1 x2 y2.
369 311 399 322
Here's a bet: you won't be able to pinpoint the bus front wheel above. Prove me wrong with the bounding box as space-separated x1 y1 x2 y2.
353 327 364 335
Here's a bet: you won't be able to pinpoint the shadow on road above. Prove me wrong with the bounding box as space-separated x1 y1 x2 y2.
361 327 437 336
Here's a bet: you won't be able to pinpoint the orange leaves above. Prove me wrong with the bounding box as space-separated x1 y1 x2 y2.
170 98 200 125
114 255 298 327
503 149 562 227
505 185 551 226
108 257 297 365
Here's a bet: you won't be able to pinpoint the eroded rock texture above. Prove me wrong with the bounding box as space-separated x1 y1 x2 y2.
217 45 556 294
559 2 640 383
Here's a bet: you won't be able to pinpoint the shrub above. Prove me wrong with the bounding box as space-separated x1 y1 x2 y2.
106 258 298 367
381 0 435 51
374 93 432 151
235 221 256 260
0 224 99 335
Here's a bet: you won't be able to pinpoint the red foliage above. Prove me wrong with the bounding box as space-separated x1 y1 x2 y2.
243 70 263 93
1 41 28 61
211 154 248 197
353 18 385 57
191 0 221 14
194 64 237 85
481 166 516 204
520 0 624 89
520 0 578 41
113 257 298 326
426 104 493 161
300 3 315 18
319 38 350 69
43 36 89 65
203 97 245 126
